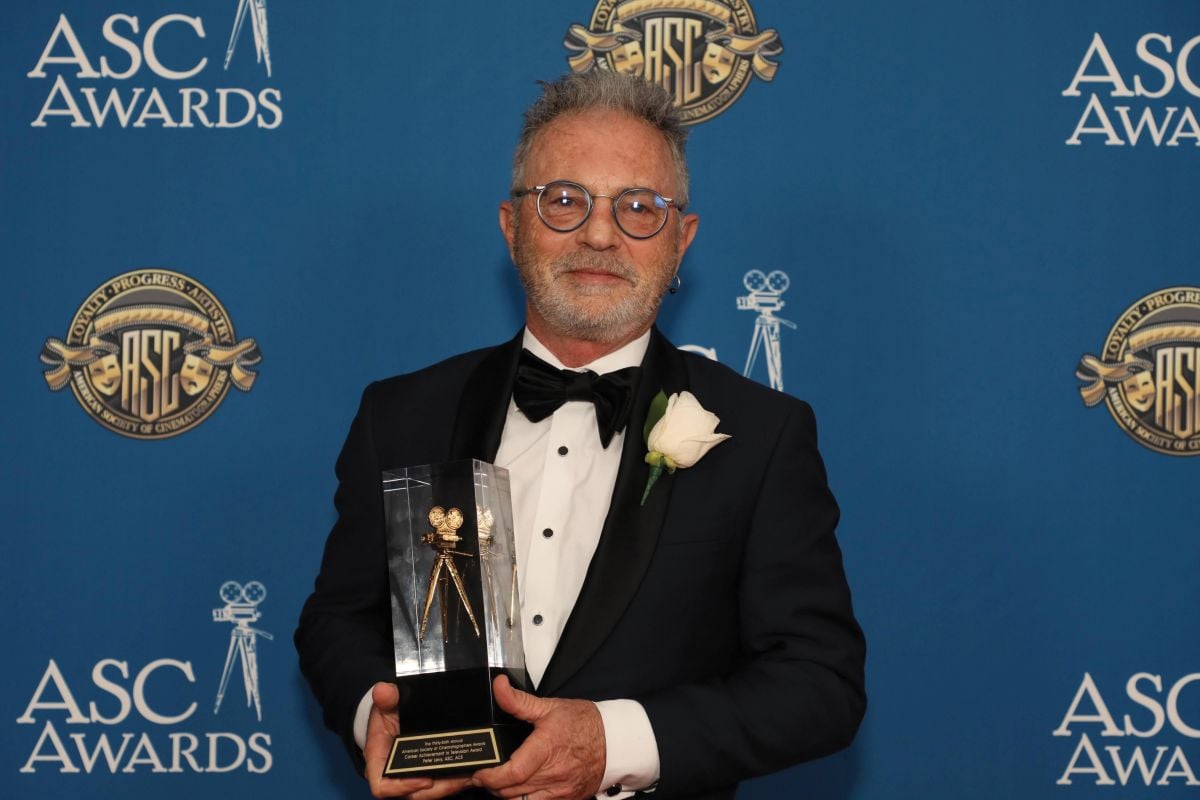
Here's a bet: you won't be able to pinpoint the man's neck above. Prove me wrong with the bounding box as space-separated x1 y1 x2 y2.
525 317 651 369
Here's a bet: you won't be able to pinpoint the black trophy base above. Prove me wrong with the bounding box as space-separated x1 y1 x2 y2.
383 667 530 778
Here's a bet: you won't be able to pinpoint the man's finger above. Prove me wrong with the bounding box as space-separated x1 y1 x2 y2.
472 733 545 790
408 776 473 800
492 674 549 723
365 775 433 799
478 779 546 800
471 753 534 790
372 681 400 710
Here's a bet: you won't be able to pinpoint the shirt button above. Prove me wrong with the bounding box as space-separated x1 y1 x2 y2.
557 445 568 456
532 614 543 625
542 528 554 538
605 785 622 796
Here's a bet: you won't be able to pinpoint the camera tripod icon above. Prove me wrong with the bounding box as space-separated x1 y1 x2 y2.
213 580 272 722
224 0 272 77
737 270 795 392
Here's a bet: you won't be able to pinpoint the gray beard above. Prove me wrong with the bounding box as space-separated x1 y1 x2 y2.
513 237 673 345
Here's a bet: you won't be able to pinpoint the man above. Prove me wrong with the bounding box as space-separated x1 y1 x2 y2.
296 71 865 800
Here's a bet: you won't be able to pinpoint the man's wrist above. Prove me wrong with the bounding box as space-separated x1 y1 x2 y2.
594 698 660 797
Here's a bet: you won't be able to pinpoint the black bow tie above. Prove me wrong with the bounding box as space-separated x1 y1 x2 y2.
512 349 641 448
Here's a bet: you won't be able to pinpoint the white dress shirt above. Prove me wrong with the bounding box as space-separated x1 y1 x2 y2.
496 329 658 797
355 329 659 797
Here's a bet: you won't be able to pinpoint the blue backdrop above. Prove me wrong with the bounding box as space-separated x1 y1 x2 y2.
4 1 1200 797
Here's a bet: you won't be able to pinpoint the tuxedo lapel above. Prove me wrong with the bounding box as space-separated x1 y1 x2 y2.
449 331 524 463
539 328 688 696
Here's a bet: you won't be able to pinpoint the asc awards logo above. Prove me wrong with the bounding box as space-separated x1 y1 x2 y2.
1054 672 1200 787
1076 288 1200 455
1063 32 1200 147
26 2 280 129
17 580 273 775
40 269 262 439
564 0 782 124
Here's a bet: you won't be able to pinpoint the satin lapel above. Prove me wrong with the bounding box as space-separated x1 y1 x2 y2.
449 331 524 463
538 328 688 695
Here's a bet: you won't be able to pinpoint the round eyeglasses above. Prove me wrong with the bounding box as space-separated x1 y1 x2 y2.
511 180 682 240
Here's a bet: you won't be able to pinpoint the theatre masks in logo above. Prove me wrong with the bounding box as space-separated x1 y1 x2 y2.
737 269 794 392
40 269 262 439
565 0 782 124
213 581 272 723
1076 287 1200 455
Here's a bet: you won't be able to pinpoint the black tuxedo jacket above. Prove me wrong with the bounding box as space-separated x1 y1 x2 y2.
295 328 866 799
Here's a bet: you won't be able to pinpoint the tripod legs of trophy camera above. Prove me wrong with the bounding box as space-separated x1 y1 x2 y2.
479 556 520 634
419 552 482 642
481 552 498 634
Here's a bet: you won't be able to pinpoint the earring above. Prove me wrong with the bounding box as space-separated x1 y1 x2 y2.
668 273 682 294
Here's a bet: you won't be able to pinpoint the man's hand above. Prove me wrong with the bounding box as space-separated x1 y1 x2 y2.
472 675 606 800
363 682 473 799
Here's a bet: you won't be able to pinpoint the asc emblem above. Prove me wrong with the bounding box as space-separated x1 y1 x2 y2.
1076 287 1200 455
40 269 261 439
565 0 782 125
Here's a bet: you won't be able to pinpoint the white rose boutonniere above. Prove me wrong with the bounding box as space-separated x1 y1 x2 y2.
641 390 731 506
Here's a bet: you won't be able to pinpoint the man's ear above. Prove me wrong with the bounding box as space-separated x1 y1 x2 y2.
676 211 699 263
499 200 517 261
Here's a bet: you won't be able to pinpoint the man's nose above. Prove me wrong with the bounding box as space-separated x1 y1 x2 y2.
577 196 622 250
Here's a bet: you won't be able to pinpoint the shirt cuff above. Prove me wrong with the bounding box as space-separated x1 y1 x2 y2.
594 699 660 798
353 688 374 751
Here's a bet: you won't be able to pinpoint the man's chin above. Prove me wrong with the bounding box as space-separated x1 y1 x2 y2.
539 300 657 342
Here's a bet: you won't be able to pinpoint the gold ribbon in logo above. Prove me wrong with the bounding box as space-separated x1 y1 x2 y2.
705 26 781 82
565 22 644 74
39 338 120 392
40 304 262 395
1076 322 1200 409
184 337 262 392
1075 353 1153 409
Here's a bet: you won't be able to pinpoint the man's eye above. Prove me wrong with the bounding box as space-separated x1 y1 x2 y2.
550 196 577 207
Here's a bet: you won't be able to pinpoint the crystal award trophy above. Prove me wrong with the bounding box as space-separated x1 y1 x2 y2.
380 460 529 777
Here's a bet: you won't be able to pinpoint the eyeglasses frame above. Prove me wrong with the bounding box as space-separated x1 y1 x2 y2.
511 180 684 240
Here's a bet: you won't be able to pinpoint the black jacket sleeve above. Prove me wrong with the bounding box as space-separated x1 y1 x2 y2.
294 384 396 765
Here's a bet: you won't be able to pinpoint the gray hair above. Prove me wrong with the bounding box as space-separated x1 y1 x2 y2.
511 71 691 207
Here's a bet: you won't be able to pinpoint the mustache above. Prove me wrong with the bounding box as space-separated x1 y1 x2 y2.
550 251 639 282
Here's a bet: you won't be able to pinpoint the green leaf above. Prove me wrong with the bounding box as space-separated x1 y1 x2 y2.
643 390 669 445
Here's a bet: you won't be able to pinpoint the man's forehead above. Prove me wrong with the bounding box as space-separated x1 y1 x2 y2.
525 109 675 190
